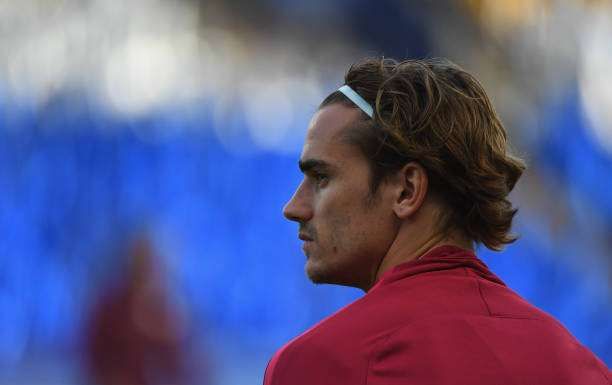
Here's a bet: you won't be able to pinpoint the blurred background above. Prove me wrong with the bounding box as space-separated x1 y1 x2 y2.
0 0 611 384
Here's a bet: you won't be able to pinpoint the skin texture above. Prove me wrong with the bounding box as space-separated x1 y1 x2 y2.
283 104 472 291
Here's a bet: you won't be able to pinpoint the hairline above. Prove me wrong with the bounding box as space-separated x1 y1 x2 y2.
318 102 396 206
319 101 456 231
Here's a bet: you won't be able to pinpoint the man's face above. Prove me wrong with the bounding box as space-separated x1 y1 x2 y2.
283 104 398 290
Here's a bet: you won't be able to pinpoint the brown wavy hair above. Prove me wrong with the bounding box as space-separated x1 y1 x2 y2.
320 57 526 251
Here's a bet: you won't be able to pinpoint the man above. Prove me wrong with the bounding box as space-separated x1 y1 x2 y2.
264 58 611 384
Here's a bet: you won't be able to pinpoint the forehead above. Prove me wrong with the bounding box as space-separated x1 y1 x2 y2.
301 104 364 164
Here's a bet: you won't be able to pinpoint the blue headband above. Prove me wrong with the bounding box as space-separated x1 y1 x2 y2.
338 85 373 118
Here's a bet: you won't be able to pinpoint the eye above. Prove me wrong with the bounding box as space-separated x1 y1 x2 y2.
313 172 329 187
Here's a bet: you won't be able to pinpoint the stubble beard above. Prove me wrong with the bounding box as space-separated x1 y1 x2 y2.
303 233 334 285
302 190 380 287
304 216 352 286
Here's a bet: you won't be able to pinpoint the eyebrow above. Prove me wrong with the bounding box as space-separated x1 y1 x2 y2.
298 159 334 174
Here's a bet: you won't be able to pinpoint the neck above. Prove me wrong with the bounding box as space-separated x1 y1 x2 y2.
366 225 472 292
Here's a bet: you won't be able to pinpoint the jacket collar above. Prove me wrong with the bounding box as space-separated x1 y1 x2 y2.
369 245 505 292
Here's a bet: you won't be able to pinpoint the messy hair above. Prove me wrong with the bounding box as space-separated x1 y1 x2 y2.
320 57 526 251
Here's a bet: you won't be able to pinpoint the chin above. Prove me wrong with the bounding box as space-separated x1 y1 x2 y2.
305 260 361 288
305 259 333 284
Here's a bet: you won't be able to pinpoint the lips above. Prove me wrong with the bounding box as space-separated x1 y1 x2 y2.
298 232 314 241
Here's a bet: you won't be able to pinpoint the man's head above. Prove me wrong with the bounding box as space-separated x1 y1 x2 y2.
283 57 525 290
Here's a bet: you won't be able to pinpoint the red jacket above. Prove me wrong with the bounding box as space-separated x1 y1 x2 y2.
264 246 610 384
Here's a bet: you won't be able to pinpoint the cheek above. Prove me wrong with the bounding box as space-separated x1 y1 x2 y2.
312 185 373 253
327 213 352 253
328 201 393 257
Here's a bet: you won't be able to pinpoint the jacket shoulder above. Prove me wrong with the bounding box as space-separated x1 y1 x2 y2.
264 323 375 385
367 315 611 385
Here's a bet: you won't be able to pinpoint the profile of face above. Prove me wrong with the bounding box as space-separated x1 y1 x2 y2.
283 104 398 291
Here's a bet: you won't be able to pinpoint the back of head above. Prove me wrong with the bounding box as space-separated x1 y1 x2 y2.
321 57 526 251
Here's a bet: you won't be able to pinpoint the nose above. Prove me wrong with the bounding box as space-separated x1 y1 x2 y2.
283 182 313 223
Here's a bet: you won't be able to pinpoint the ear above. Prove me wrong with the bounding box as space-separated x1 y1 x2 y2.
391 162 429 219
